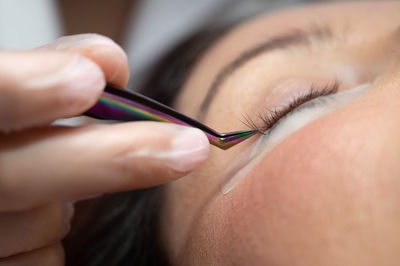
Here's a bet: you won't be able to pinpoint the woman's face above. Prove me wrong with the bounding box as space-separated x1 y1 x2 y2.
162 2 400 265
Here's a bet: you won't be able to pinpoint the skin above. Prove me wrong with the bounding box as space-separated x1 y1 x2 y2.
162 1 400 265
0 34 209 265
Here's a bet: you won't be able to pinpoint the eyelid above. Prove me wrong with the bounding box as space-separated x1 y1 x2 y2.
243 81 339 132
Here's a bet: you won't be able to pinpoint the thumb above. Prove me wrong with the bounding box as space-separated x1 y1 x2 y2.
0 122 210 211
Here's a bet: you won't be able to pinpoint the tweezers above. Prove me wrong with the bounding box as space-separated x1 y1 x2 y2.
84 85 258 150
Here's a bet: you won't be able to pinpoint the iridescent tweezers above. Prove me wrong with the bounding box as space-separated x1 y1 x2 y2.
84 85 258 150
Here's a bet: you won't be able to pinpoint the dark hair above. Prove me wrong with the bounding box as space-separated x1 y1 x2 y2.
63 24 236 266
64 188 169 265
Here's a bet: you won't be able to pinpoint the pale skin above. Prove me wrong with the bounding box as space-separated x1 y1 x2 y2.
3 2 399 265
0 34 209 265
162 1 400 265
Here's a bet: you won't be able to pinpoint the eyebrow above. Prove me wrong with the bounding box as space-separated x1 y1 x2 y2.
197 25 333 120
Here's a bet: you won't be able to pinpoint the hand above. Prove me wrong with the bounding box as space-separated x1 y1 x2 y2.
0 34 209 265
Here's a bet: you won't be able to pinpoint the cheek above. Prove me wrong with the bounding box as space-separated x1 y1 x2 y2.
203 93 400 264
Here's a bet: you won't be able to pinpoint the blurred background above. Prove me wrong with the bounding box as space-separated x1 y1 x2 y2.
0 0 328 88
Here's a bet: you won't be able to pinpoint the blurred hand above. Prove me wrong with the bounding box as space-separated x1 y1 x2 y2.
0 34 209 265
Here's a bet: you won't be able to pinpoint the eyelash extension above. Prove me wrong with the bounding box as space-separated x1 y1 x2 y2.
242 81 339 133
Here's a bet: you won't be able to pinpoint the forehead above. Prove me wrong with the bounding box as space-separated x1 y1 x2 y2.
174 1 399 117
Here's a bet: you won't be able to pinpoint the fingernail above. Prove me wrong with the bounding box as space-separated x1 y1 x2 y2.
25 54 105 106
49 34 126 59
76 193 103 201
60 56 105 100
112 124 210 176
43 34 128 86
63 202 75 222
168 127 210 172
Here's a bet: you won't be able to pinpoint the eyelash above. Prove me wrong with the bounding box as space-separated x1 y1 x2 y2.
243 81 339 133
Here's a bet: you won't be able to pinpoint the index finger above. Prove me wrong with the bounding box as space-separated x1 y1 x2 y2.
36 34 130 87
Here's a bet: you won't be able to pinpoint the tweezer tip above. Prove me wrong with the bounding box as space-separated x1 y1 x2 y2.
220 129 259 138
245 129 261 135
235 129 260 138
213 129 260 150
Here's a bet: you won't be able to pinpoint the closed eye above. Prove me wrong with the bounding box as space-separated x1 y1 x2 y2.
242 81 339 133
